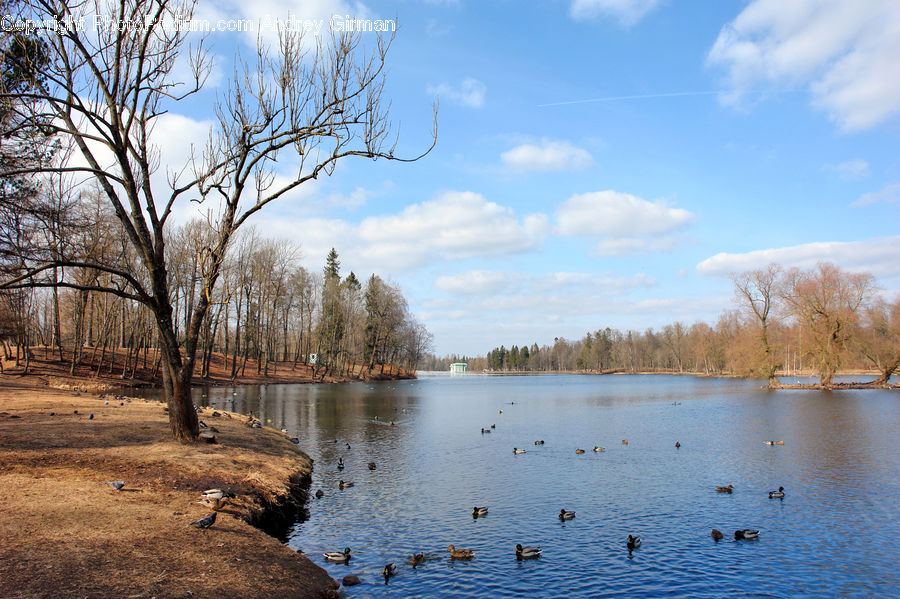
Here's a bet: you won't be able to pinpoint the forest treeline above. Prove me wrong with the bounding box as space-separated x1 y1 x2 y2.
0 198 431 381
425 263 900 387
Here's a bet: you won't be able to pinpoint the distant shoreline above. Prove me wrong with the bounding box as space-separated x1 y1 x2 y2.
424 368 897 389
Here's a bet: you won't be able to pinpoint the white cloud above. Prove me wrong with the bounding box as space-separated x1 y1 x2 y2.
435 270 522 296
707 0 900 132
697 236 900 279
823 159 870 180
569 0 661 26
500 139 593 172
435 270 655 299
853 182 900 207
250 190 549 272
555 190 693 236
427 78 486 108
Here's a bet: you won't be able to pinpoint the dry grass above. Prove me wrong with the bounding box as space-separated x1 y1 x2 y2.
0 378 339 599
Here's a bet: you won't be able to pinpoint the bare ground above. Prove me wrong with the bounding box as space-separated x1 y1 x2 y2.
0 378 340 599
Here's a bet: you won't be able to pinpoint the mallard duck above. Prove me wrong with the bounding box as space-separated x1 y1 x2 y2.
200 489 234 501
473 506 488 517
324 547 352 562
716 484 734 493
627 535 641 551
481 428 490 433
498 409 503 414
368 462 377 470
383 563 397 581
575 449 585 454
734 529 759 540
515 543 541 559
448 544 474 559
410 552 425 567
558 509 576 520
490 424 496 429
675 441 681 448
711 529 723 541
339 480 354 489
315 489 324 499
593 446 605 452
764 440 776 445
534 440 544 445
513 447 526 454
768 486 785 499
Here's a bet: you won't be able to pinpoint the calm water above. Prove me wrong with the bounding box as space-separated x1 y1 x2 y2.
155 375 900 597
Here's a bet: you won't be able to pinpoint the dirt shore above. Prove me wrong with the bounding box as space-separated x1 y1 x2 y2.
0 377 341 599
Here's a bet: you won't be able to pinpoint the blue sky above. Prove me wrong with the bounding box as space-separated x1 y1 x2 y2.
153 0 900 355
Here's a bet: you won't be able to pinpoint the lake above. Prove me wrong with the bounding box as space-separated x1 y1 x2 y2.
162 374 900 597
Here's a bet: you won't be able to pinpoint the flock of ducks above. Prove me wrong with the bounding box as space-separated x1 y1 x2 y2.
307 406 789 587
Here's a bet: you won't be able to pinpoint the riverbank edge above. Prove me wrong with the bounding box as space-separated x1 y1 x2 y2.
0 377 342 599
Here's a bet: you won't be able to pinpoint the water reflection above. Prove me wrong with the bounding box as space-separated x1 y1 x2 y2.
139 374 900 597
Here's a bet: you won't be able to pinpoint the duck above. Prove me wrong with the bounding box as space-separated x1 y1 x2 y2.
383 563 397 582
675 441 681 448
323 547 352 562
448 544 474 559
490 424 496 429
626 535 641 551
622 439 628 445
498 409 503 414
315 489 324 499
410 552 426 567
593 446 605 452
575 449 586 454
513 447 526 454
775 440 785 445
768 486 785 499
734 529 759 540
368 462 377 470
337 458 344 470
711 529 724 541
515 543 541 559
534 440 544 445
472 506 488 517
339 480 354 489
200 489 234 501
715 484 734 493
558 509 576 520
764 440 776 445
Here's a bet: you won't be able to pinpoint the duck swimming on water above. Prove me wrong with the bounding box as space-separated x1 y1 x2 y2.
768 486 785 499
559 509 576 520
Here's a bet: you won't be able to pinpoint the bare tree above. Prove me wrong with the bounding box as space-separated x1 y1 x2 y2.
780 263 875 387
732 264 782 383
0 0 435 441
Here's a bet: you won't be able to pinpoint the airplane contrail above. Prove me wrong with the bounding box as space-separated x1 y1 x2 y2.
537 89 801 107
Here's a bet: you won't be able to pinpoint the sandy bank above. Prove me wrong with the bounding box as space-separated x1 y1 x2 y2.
0 377 339 599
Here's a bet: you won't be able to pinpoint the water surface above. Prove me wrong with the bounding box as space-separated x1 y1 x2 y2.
157 374 900 597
